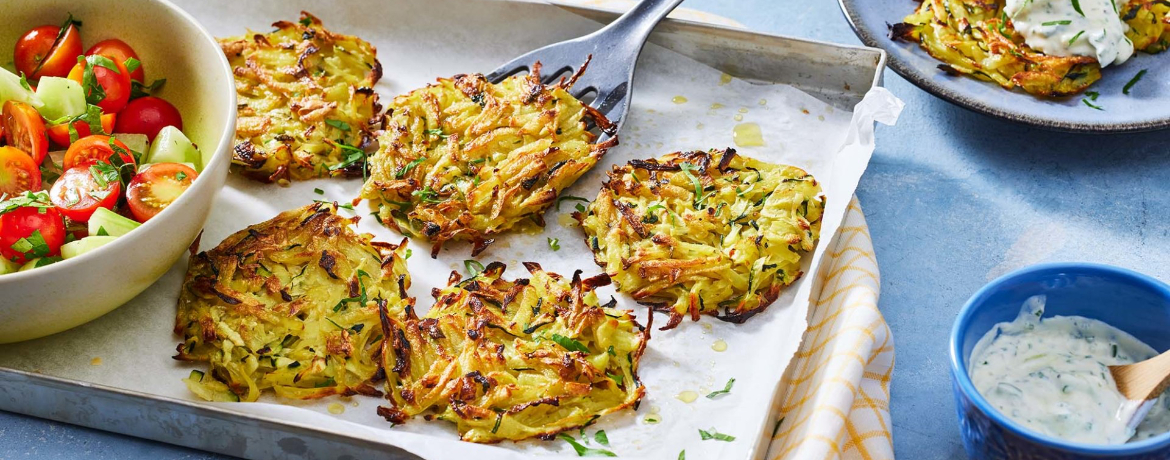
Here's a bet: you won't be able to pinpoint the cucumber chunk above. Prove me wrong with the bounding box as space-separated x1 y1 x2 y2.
88 208 141 237
0 66 42 108
61 236 118 259
0 257 18 275
35 77 86 121
113 133 150 159
148 126 203 171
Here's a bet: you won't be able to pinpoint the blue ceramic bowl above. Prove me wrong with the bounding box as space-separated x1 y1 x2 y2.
951 263 1170 459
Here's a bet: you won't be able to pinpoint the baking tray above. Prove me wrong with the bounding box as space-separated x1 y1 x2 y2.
0 1 886 459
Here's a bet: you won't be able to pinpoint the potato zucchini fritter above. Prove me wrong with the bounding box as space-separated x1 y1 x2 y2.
175 203 413 402
360 63 616 257
221 12 383 183
377 262 647 443
577 148 823 330
893 0 1167 96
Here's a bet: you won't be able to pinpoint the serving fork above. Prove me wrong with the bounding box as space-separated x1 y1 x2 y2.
485 0 685 139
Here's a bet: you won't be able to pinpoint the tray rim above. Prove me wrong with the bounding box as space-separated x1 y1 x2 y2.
0 2 890 459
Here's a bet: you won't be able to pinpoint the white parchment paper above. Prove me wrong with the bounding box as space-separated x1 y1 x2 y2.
0 1 902 458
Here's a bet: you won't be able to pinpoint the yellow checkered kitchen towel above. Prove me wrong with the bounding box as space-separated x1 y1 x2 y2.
766 197 894 460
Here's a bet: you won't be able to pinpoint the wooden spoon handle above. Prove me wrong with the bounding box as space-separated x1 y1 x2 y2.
1112 349 1170 401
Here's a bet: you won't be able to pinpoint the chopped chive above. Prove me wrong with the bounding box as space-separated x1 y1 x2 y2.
706 378 736 399
324 119 351 131
1042 20 1072 26
1071 0 1085 16
464 259 485 276
1123 69 1147 95
1068 30 1085 46
556 195 589 212
548 237 560 251
559 433 616 457
698 427 736 442
550 333 589 353
314 188 324 195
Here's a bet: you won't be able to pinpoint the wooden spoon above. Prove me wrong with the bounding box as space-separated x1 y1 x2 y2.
1110 349 1170 429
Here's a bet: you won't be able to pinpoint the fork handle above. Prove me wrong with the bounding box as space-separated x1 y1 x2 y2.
593 0 685 45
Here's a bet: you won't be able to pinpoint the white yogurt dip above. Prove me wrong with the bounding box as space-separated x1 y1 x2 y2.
969 296 1170 444
1005 0 1135 67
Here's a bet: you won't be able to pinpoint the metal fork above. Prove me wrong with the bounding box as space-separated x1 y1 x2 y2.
485 0 685 139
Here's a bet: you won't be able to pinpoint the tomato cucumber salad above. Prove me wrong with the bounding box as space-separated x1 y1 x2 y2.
0 15 209 275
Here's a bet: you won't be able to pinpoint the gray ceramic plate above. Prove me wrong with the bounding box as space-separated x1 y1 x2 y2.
839 0 1169 133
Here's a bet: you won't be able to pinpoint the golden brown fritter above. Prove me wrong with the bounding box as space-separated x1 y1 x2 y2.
176 202 412 402
577 148 823 330
377 262 647 443
221 12 383 183
360 62 616 257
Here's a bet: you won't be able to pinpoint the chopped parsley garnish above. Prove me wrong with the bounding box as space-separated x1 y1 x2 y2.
464 259 485 276
130 78 166 99
395 157 425 178
698 427 736 442
0 191 54 216
706 378 736 399
11 230 51 258
556 195 589 212
123 57 141 74
1123 69 1147 95
559 433 616 457
78 54 121 105
550 333 590 353
325 119 351 132
548 237 560 251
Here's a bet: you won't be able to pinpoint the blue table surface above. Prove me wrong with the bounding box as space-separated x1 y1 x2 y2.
4 1 1168 459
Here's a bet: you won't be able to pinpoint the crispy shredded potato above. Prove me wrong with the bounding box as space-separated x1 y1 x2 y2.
175 203 413 402
892 0 1099 96
361 62 616 257
377 262 647 443
1124 0 1170 53
577 148 823 330
893 0 1166 96
221 12 383 183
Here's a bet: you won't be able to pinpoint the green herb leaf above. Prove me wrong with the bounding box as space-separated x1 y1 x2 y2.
1082 97 1104 111
0 191 54 216
18 72 31 91
299 16 313 26
325 119 351 132
176 171 188 181
706 378 736 399
556 195 589 212
593 430 609 446
123 57 141 74
464 259 485 276
411 187 444 204
678 162 706 208
678 450 685 460
1068 30 1085 46
997 11 1011 38
96 226 109 236
1123 69 1147 95
130 78 166 100
550 333 590 353
698 427 736 442
548 237 560 251
396 157 425 178
89 162 118 189
1071 0 1085 16
558 434 616 457
328 141 367 173
12 230 50 258
1042 20 1072 25
424 128 448 138
404 248 412 259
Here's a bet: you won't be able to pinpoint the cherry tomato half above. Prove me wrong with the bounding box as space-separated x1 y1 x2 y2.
63 135 135 170
0 206 65 264
67 58 132 114
126 163 197 222
47 113 117 148
85 39 144 83
13 24 83 80
115 97 181 141
50 164 121 222
0 146 42 197
2 101 49 165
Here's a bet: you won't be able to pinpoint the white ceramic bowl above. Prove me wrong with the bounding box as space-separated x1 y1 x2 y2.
0 0 235 343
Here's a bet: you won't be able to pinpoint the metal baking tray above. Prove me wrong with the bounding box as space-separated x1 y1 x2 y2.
0 1 885 458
